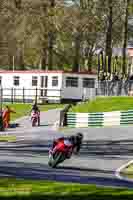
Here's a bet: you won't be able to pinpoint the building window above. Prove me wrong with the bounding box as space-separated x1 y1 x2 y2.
66 77 78 87
13 76 20 86
52 76 58 87
32 76 38 86
83 78 95 88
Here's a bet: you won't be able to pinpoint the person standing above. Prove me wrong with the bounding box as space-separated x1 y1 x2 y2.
2 105 16 128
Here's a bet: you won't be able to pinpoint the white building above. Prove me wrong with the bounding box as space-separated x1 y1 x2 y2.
0 70 97 103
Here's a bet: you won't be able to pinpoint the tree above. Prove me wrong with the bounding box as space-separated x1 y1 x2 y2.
122 0 130 75
105 0 113 73
48 0 55 70
80 0 104 72
0 0 131 73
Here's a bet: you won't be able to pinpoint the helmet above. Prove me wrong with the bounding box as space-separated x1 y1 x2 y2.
76 132 83 140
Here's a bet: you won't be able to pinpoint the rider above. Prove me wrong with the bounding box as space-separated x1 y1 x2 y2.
31 102 40 126
50 132 83 158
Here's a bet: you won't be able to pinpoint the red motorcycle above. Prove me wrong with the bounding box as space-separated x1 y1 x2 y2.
31 111 39 127
48 140 74 168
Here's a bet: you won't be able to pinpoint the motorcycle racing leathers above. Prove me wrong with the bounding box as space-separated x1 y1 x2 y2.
50 135 82 158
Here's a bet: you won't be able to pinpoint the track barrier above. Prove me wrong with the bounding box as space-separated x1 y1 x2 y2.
66 110 133 127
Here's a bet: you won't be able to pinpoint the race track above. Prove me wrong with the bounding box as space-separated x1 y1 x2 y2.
1 125 133 188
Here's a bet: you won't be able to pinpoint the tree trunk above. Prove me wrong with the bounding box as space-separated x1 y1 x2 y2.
87 53 93 72
14 0 21 9
72 33 80 72
48 32 54 70
72 0 85 72
122 0 129 75
19 51 25 70
41 47 47 70
8 53 13 70
48 0 55 70
105 0 113 73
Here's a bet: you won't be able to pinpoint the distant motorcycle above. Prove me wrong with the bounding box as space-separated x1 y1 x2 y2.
48 140 74 168
31 111 39 127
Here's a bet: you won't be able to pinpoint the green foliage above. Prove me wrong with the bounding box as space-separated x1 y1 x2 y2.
0 0 132 71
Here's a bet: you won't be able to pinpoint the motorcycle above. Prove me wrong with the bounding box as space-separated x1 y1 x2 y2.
31 111 39 127
48 140 73 168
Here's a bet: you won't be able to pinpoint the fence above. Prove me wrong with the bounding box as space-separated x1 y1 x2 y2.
96 80 133 96
0 80 133 104
66 110 133 127
0 88 62 103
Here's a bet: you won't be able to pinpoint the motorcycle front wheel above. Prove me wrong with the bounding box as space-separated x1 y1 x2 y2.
48 152 65 168
32 118 37 127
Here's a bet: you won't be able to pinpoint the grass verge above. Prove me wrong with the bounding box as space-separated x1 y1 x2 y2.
1 103 65 121
70 97 133 113
121 162 133 180
0 135 16 142
0 179 132 199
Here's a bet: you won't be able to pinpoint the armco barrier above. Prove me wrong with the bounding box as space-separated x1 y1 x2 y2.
67 110 133 127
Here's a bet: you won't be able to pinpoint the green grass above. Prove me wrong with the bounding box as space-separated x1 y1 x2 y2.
70 97 133 113
121 163 133 180
2 103 65 121
0 179 132 200
0 135 16 142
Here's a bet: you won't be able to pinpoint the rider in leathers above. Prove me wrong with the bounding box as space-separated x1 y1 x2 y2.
51 133 83 158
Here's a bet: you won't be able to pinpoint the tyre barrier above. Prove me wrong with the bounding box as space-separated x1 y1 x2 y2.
66 110 133 127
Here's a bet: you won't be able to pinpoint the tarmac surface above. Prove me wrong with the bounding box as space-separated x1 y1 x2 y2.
0 109 133 188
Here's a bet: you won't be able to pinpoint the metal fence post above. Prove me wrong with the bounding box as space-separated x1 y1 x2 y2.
0 87 4 131
23 87 25 103
35 87 38 103
14 88 16 103
11 88 13 104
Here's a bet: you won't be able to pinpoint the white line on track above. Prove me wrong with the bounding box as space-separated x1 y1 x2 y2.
115 160 133 182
